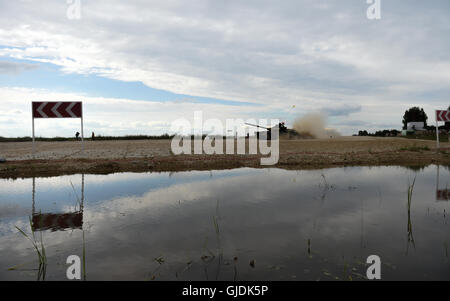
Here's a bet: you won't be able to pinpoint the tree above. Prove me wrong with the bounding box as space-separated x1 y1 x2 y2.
402 107 428 130
358 130 369 136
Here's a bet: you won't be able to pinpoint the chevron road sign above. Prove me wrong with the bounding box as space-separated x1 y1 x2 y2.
436 110 450 122
32 101 82 118
31 101 84 157
435 110 450 149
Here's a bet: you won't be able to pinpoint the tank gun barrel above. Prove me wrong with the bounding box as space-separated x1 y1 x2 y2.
245 123 270 130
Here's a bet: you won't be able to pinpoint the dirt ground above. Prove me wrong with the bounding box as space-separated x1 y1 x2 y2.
1 136 450 178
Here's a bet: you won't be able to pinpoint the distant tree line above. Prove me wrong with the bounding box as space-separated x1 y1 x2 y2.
356 105 450 137
356 129 400 137
0 134 174 143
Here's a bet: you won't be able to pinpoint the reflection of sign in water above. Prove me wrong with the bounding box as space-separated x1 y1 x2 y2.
31 175 84 231
436 189 450 201
32 212 83 232
436 165 449 201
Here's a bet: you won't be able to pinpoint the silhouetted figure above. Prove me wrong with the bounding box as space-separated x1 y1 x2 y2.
91 132 95 141
75 132 80 141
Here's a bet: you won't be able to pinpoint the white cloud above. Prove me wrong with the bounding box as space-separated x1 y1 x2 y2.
0 60 38 74
0 87 280 137
0 1 449 135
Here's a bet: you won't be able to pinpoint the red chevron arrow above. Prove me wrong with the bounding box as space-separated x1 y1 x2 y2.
32 102 82 118
436 110 450 122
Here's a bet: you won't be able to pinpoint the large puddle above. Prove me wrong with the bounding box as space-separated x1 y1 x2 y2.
0 166 449 280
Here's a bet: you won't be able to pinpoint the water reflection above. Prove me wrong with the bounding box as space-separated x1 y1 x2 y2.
32 212 83 232
0 165 449 280
406 177 416 255
31 176 84 232
436 165 450 201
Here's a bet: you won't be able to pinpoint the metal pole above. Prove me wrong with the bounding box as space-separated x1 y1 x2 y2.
81 173 84 212
437 164 440 193
32 104 35 159
32 177 35 216
80 102 84 155
436 110 440 149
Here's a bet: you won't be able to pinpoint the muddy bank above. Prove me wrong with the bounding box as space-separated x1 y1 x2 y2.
1 149 450 179
1 137 450 178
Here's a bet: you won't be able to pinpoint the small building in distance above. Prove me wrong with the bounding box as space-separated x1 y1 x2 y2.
401 122 425 136
406 122 425 131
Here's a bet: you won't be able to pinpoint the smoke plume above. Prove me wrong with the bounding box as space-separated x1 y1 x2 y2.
292 113 341 139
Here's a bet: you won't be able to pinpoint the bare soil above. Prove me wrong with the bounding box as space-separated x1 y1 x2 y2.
1 137 450 178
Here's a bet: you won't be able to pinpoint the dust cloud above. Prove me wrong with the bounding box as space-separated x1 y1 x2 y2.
292 113 340 139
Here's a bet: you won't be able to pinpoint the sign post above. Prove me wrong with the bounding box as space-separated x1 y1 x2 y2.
31 101 83 157
32 110 35 156
435 110 450 149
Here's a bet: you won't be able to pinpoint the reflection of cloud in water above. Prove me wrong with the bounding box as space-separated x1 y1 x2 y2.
0 166 449 280
0 203 30 219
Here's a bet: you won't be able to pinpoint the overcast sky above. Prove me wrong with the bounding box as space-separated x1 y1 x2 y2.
0 0 449 137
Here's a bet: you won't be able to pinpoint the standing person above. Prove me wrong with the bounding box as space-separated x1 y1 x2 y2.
91 132 95 141
75 132 80 141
